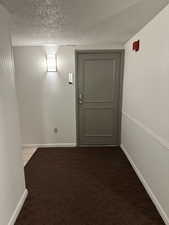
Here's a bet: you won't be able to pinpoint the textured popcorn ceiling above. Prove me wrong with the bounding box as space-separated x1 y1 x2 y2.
0 0 169 46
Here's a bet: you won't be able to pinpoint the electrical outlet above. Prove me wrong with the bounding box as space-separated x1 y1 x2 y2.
54 128 58 133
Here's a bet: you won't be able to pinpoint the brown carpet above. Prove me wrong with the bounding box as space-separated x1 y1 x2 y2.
15 147 165 225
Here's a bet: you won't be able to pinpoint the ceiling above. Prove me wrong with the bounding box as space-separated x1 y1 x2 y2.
0 0 169 46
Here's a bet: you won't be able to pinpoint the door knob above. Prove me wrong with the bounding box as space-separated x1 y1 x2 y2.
79 93 83 104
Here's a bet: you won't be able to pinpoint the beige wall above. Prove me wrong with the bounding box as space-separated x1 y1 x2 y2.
122 3 169 225
0 5 26 225
13 44 123 147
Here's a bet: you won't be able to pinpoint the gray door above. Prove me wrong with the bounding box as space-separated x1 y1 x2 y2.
76 51 123 146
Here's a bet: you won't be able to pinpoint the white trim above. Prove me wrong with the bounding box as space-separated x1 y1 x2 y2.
121 144 169 225
8 189 28 225
22 143 77 148
122 111 169 151
79 145 118 147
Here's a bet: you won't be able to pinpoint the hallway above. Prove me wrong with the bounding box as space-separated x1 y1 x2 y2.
1 1 169 225
15 147 164 225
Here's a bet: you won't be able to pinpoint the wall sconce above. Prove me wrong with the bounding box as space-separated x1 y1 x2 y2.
47 54 57 72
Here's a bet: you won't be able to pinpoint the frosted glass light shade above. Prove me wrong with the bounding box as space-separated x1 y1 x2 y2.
47 54 57 72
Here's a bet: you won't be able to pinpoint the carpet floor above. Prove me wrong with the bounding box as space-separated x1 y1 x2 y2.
15 147 165 225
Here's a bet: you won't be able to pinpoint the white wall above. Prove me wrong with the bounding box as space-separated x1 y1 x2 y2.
122 3 169 225
0 5 26 225
14 46 77 146
13 44 123 147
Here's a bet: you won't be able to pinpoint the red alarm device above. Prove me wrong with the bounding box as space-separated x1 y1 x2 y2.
133 40 140 52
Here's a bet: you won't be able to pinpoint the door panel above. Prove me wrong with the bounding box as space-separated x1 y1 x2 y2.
84 59 115 101
85 108 113 135
77 52 123 146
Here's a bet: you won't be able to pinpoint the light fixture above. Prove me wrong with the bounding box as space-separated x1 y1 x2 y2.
47 53 57 72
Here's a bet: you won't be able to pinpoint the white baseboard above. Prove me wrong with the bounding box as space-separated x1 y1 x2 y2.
8 189 28 225
23 143 77 149
121 144 169 225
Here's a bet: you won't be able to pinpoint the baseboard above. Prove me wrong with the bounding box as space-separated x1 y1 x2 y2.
121 144 169 225
8 189 28 225
79 145 119 147
23 143 77 149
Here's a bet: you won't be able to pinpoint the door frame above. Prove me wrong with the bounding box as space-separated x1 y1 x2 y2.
75 50 124 147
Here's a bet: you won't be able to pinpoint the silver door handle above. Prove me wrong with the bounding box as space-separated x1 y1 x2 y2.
79 93 83 104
